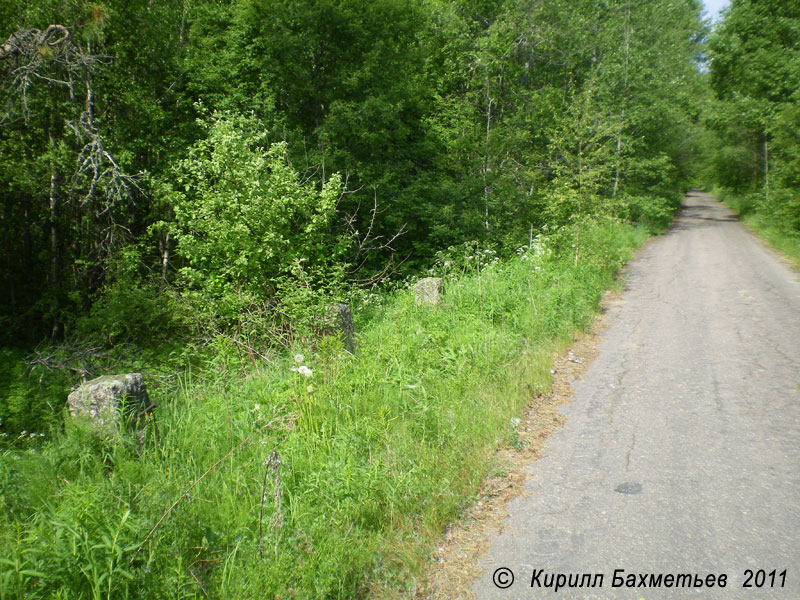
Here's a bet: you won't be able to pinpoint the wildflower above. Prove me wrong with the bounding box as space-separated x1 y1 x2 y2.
307 385 314 393
294 353 304 364
254 403 261 412
297 365 313 378
510 417 521 427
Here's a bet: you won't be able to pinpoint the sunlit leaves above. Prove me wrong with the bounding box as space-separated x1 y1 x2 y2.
167 111 349 322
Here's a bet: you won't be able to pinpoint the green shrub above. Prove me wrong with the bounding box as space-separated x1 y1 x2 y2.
0 349 70 438
0 220 649 599
162 111 352 346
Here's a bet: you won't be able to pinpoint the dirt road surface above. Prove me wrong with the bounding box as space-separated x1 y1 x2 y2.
472 192 800 599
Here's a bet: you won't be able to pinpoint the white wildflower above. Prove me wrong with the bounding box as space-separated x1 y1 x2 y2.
294 353 304 364
510 417 521 428
298 365 313 378
307 385 314 393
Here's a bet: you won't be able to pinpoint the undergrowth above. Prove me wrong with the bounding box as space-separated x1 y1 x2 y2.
714 187 800 270
0 220 648 599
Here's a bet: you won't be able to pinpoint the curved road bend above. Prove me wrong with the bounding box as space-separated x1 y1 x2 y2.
474 191 800 599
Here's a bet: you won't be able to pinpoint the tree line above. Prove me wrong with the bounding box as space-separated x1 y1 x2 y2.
1 0 710 349
706 0 800 236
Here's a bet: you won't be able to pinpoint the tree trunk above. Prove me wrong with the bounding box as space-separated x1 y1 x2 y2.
612 1 631 199
612 114 623 198
161 231 172 284
48 126 62 338
575 139 583 266
483 74 492 231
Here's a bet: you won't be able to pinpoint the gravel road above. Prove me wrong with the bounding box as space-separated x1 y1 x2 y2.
473 191 800 599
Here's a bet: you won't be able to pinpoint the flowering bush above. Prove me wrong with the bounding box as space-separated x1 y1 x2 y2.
427 240 501 278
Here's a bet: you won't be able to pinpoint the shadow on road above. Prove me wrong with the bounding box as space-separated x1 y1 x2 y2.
665 192 738 234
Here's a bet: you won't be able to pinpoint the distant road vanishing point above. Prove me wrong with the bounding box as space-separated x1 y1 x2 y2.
474 191 800 599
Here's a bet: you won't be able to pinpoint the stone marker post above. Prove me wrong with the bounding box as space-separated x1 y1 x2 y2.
67 373 154 438
413 277 444 306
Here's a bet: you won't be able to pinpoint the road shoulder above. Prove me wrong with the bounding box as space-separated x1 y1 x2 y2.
416 287 627 600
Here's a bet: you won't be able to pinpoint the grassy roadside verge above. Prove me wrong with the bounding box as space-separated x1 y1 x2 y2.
713 188 800 270
0 221 649 599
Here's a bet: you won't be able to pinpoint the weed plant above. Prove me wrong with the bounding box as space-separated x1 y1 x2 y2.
714 188 800 270
0 221 647 599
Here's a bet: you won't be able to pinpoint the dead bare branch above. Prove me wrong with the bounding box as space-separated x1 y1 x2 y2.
25 344 112 383
0 25 103 122
129 432 256 565
1 24 144 263
0 25 71 61
209 326 274 366
340 187 407 286
129 411 291 565
347 252 410 287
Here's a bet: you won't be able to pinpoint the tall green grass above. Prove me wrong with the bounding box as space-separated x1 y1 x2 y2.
714 188 800 270
0 221 648 599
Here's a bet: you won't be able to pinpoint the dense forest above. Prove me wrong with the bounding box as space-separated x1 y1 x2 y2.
706 0 800 256
0 0 798 598
1 0 709 349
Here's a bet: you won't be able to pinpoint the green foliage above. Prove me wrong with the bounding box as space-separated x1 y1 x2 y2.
0 0 717 595
0 221 647 599
0 349 70 438
616 194 680 232
707 0 800 237
714 188 800 271
73 247 190 347
164 111 350 341
1 0 705 342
